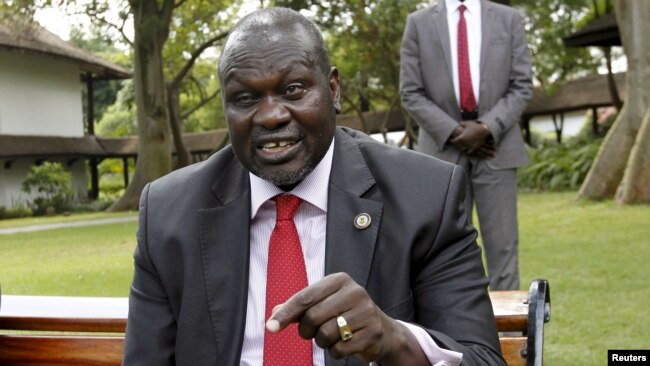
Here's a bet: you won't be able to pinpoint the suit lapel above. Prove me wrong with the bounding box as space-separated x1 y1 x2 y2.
479 1 493 83
198 155 251 366
324 130 383 366
432 1 453 82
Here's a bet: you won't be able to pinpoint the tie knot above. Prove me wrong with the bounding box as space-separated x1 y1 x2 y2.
274 194 302 221
459 4 467 14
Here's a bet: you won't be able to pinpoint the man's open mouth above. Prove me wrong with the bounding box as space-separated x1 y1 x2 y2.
261 140 296 152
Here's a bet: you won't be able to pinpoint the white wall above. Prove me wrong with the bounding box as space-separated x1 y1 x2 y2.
529 110 589 138
0 158 88 209
0 51 84 137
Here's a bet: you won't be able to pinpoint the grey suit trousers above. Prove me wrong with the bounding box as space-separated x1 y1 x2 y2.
458 154 519 291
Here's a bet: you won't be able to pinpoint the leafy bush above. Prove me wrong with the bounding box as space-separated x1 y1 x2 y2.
22 162 74 215
518 136 602 192
0 204 34 219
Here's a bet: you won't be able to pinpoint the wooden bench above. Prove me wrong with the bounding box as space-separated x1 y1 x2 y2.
493 279 551 366
0 279 550 366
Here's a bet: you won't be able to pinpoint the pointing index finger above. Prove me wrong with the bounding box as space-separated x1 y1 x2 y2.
265 273 346 333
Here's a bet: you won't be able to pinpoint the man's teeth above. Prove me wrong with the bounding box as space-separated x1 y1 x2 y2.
262 141 294 149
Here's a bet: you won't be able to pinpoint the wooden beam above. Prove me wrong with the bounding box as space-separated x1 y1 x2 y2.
86 73 95 136
123 157 130 188
89 158 99 200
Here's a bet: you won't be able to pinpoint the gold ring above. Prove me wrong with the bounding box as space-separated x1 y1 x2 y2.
336 316 353 342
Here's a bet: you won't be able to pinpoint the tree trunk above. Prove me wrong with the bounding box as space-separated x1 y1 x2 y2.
603 46 622 111
165 31 228 169
109 0 174 211
167 83 191 168
616 108 650 203
578 0 650 204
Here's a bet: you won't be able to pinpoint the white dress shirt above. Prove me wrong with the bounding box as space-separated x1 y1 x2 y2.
447 0 482 106
239 139 462 366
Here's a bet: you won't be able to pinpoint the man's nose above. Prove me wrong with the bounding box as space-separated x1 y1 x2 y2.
252 97 291 129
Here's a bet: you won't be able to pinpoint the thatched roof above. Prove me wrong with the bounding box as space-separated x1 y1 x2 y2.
524 72 626 118
0 19 131 80
0 130 229 159
563 13 620 48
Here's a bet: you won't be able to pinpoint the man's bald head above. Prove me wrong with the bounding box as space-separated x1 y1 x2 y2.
218 8 331 81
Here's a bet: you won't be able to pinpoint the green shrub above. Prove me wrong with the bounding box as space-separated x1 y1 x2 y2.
518 136 602 191
21 162 74 215
0 204 33 219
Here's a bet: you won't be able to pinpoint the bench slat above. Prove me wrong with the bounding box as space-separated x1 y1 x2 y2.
0 317 126 333
500 337 527 366
489 291 529 332
0 335 124 366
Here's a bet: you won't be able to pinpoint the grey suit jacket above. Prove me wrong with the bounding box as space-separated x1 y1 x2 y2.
400 0 532 169
123 127 505 366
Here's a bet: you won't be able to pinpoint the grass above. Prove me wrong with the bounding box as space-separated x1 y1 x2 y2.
0 217 136 296
517 192 650 365
1 192 648 364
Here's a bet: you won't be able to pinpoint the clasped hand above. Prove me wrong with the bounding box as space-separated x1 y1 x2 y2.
449 121 496 158
265 272 427 365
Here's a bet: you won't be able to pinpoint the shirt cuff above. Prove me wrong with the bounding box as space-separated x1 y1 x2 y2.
368 321 463 366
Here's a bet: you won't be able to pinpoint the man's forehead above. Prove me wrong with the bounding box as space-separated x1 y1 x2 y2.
222 49 315 85
220 23 318 80
225 21 310 52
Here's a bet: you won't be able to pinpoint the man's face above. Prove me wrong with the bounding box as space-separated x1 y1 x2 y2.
220 23 340 188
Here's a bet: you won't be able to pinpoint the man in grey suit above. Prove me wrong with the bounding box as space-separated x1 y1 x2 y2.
124 7 504 366
400 0 533 290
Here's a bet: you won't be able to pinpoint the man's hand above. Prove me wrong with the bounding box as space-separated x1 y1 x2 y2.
449 121 493 156
474 145 498 159
266 273 428 366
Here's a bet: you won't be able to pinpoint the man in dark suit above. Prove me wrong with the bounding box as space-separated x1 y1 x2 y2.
400 0 533 290
124 7 504 366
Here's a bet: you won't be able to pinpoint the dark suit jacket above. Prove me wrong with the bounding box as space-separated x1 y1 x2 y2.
400 0 532 169
123 127 505 366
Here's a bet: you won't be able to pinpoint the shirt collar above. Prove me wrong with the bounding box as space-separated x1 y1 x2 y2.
446 0 480 15
249 138 334 218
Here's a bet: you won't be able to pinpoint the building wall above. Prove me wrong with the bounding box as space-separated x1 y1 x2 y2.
0 51 84 137
0 158 88 209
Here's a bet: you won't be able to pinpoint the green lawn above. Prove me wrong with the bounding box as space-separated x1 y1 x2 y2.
518 192 650 365
0 192 648 364
0 219 136 296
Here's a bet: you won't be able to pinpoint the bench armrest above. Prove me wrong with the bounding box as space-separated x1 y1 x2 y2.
526 279 551 366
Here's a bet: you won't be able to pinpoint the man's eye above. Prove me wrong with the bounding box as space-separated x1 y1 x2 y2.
284 84 306 98
234 94 257 106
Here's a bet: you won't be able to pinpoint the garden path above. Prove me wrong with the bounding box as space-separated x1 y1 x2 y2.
0 215 138 235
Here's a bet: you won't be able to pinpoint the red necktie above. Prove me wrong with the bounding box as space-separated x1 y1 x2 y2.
458 4 477 113
263 194 312 366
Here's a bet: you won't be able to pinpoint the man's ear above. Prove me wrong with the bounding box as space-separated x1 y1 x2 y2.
329 67 341 113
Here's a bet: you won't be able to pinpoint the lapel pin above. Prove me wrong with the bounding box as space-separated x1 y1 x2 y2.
354 213 371 230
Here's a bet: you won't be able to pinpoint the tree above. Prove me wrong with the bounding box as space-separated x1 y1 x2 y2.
75 0 237 210
162 0 235 168
513 0 599 88
104 0 176 211
578 1 650 204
